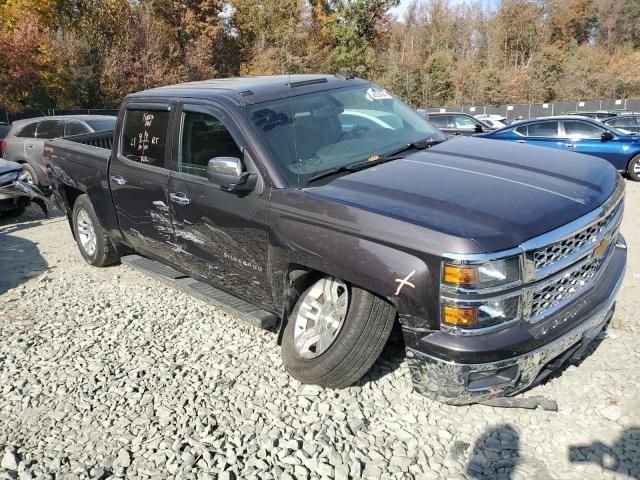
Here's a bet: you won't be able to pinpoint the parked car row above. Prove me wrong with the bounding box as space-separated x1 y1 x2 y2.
475 116 640 180
418 107 640 179
0 114 116 219
0 115 117 189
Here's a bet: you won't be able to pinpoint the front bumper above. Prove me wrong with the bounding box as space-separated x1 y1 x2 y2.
407 238 626 405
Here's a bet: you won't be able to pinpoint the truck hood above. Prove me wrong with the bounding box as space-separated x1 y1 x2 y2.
305 137 619 252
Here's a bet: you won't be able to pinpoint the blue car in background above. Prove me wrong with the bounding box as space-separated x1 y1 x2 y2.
477 115 640 181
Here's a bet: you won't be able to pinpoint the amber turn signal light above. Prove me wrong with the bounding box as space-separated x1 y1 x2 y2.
443 264 478 286
442 305 478 327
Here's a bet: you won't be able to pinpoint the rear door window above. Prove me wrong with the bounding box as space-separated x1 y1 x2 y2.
121 108 170 166
428 115 450 128
65 121 90 136
16 122 39 138
36 120 65 139
608 117 637 129
527 121 559 137
453 115 478 129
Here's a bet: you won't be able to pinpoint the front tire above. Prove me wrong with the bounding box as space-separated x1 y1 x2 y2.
281 276 396 388
627 154 640 181
72 195 119 267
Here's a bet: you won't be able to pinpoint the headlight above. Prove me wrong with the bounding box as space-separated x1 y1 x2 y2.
443 257 520 289
0 171 18 185
442 296 520 330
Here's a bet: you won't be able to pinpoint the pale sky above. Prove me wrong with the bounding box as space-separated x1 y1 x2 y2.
390 0 499 18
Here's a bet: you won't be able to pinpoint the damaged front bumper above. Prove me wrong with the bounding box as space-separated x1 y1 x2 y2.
0 180 48 215
407 238 626 405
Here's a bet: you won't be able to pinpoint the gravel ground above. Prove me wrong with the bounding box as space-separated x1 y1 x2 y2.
1 183 639 480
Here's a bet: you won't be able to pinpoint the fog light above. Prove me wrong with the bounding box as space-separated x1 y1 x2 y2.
467 365 519 391
442 305 478 327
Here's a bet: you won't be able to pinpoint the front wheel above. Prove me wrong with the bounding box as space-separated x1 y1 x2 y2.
281 276 396 388
72 195 119 267
627 155 640 181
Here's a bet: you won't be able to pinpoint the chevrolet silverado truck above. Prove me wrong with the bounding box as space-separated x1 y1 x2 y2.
46 75 627 404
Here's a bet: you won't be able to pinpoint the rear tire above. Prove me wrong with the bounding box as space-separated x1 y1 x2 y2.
20 163 38 186
281 277 396 388
627 154 640 181
72 194 119 267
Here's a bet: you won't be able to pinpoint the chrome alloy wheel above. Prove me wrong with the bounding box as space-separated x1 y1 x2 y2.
76 208 97 257
293 277 349 358
21 170 34 184
634 161 640 174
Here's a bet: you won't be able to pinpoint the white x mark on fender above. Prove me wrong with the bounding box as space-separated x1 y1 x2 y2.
394 270 416 296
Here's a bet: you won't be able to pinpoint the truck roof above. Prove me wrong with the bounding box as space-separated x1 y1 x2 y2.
127 74 370 105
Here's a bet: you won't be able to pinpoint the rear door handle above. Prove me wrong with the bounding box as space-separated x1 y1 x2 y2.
110 175 127 185
516 139 526 143
169 192 191 205
27 145 36 149
566 143 575 148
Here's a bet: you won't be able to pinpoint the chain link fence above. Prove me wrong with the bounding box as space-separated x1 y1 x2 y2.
425 99 640 121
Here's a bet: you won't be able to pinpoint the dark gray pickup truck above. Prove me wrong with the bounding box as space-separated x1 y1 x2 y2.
46 75 627 404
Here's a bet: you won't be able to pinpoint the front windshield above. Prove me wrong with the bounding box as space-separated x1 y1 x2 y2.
246 84 445 187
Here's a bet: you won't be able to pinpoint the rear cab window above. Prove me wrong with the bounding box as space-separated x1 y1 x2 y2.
121 108 170 167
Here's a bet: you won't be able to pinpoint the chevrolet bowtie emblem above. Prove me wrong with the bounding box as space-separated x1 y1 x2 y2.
594 238 611 259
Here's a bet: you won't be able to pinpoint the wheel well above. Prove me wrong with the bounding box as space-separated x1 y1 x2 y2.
276 267 324 344
277 267 401 344
62 186 84 235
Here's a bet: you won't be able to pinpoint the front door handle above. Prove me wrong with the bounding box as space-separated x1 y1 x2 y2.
27 145 36 149
169 192 191 205
516 139 526 143
110 175 127 185
566 143 576 148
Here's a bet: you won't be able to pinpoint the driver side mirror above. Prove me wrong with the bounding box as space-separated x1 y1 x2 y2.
601 131 615 141
207 157 257 193
474 124 484 133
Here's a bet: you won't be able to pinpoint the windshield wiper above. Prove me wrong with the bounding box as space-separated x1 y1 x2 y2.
307 165 354 183
380 138 443 159
306 138 443 185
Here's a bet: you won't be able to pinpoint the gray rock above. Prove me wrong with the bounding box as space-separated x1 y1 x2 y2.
1 451 18 471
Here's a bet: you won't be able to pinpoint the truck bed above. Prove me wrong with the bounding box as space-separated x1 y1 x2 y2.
46 130 120 235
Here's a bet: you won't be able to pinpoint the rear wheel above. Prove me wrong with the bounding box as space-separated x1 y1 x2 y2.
281 276 396 388
627 155 640 181
20 163 37 186
72 195 119 266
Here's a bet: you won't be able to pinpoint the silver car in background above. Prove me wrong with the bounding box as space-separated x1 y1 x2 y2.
0 115 116 188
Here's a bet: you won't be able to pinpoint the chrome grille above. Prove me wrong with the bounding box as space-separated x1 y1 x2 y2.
533 199 623 272
530 256 602 320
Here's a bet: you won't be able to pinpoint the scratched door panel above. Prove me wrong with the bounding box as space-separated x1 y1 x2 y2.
110 105 181 266
168 172 273 308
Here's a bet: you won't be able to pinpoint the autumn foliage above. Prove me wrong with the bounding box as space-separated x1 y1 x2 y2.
1 0 640 111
